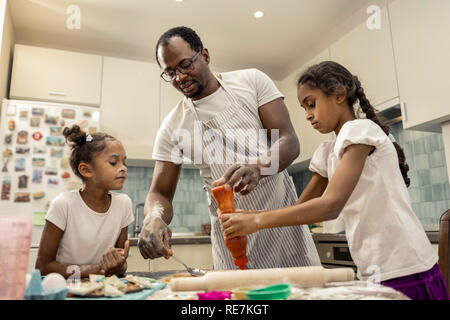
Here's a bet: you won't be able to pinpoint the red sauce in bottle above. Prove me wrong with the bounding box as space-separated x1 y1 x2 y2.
211 186 248 270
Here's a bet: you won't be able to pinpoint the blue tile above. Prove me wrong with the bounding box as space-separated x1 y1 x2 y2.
431 184 445 202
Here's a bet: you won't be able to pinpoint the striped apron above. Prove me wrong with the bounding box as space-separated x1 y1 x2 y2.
184 77 321 270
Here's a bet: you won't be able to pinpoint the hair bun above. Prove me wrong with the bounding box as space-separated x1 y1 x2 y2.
63 125 87 147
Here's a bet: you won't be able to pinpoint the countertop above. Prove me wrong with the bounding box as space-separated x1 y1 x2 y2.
312 231 439 244
128 234 211 246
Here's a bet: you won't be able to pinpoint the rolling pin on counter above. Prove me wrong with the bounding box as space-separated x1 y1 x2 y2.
170 266 355 292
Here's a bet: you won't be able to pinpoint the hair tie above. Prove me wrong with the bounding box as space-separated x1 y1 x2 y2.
86 134 93 142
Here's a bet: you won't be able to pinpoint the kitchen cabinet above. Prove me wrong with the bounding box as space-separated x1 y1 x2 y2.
388 0 450 132
159 80 183 126
127 246 150 272
10 44 102 107
149 243 213 272
280 48 334 165
329 6 399 111
100 56 160 159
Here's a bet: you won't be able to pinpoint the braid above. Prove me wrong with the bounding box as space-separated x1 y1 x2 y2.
353 76 410 187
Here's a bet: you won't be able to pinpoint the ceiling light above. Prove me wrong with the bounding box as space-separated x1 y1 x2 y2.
254 11 264 18
176 0 183 2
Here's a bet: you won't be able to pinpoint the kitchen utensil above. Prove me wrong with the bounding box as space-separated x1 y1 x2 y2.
170 266 355 292
246 283 291 300
171 256 206 277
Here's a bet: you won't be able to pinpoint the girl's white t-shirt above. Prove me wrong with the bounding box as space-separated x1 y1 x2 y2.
45 190 134 266
309 119 437 282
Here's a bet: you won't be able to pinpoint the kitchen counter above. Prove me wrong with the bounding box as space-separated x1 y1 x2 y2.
128 234 211 246
312 231 439 244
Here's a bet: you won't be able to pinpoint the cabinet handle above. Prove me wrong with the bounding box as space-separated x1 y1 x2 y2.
400 101 407 122
48 91 66 96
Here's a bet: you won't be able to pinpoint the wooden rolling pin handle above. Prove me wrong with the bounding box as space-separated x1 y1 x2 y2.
324 268 355 282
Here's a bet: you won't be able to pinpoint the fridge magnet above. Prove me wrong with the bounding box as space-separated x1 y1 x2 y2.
6 104 16 116
32 108 44 116
18 175 29 189
32 157 45 167
60 157 69 170
46 136 65 147
61 171 71 179
4 133 12 144
14 192 30 203
60 119 66 127
50 126 62 136
88 127 97 134
19 110 29 120
50 159 58 167
33 146 46 154
32 169 43 184
31 131 43 141
62 109 76 119
30 117 41 127
50 148 63 158
33 212 46 226
15 158 26 172
48 177 59 187
44 114 59 125
32 191 45 200
15 147 30 155
83 111 92 118
2 158 10 173
44 167 58 176
1 177 11 200
8 119 15 131
16 130 28 144
3 148 13 158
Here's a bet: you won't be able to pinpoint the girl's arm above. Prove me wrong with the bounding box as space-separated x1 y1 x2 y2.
221 144 374 238
296 172 328 204
35 221 103 278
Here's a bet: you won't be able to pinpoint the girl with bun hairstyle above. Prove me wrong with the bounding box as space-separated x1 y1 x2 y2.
36 125 134 278
220 61 449 300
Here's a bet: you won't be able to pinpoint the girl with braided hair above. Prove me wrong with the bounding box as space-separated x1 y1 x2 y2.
220 61 448 300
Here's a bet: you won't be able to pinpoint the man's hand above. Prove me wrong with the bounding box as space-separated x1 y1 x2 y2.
138 216 173 260
212 163 261 195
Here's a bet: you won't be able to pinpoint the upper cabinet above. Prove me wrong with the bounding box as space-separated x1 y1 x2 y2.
10 44 102 107
100 57 160 160
388 0 450 132
280 48 334 165
329 6 399 111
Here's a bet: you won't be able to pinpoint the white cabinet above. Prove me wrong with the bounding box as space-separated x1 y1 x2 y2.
10 44 102 107
159 80 183 125
100 57 160 160
388 0 450 132
280 49 334 165
329 6 399 111
149 243 213 272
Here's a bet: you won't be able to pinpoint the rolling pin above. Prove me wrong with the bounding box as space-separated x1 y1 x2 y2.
170 266 355 292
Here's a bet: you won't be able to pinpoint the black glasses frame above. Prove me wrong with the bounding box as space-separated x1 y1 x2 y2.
160 51 201 82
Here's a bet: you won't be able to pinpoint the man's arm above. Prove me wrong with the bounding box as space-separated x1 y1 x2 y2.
138 160 181 259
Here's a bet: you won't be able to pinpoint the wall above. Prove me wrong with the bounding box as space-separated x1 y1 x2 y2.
290 122 450 228
0 0 15 102
119 166 210 237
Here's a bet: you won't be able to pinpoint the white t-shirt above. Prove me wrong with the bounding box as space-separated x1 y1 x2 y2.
45 190 134 265
309 119 437 282
152 68 284 184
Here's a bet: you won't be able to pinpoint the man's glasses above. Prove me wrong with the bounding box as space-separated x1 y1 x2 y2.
160 51 201 82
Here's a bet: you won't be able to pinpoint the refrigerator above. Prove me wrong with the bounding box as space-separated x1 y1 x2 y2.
0 99 101 245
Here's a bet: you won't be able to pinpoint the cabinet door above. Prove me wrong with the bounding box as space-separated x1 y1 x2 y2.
10 45 102 106
159 81 183 125
329 6 399 110
100 57 160 159
281 49 334 165
388 0 450 131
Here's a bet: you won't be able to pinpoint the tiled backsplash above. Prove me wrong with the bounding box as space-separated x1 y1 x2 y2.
291 121 450 227
119 166 210 237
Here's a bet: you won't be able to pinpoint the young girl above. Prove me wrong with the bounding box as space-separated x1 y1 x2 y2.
219 61 449 300
36 125 134 278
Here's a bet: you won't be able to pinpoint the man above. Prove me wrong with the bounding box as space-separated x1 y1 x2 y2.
138 26 320 269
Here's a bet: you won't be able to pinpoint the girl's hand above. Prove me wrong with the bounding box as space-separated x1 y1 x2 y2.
219 210 261 238
100 240 129 275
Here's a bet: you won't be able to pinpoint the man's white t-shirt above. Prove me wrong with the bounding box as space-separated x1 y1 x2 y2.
309 119 437 282
152 68 284 184
45 190 134 265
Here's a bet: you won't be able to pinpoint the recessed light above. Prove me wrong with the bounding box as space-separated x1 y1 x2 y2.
176 0 183 2
254 11 264 18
